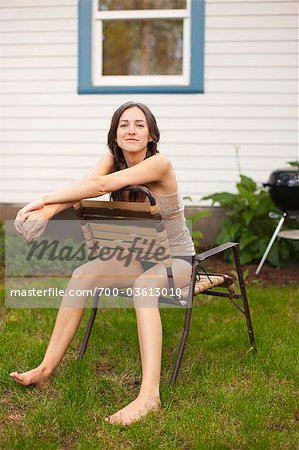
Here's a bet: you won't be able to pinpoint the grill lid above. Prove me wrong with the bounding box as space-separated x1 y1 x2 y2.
264 168 299 187
264 167 299 212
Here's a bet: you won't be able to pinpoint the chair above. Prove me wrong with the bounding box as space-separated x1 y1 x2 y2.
74 186 256 384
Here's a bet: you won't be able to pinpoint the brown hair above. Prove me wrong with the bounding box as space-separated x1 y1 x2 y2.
107 102 160 201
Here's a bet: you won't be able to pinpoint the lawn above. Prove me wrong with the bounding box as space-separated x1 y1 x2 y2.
0 283 298 449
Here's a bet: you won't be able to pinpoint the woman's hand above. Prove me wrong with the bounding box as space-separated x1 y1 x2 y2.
14 202 50 242
14 197 45 232
21 197 45 217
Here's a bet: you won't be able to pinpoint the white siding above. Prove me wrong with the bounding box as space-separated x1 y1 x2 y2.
0 0 298 204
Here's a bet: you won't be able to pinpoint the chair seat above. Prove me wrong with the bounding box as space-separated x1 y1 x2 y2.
180 274 235 299
116 274 234 305
194 274 234 294
278 230 299 240
97 274 235 308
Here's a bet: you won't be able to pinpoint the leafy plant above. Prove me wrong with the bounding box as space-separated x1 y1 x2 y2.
288 160 299 167
184 196 210 250
188 210 210 250
202 175 299 266
5 234 87 277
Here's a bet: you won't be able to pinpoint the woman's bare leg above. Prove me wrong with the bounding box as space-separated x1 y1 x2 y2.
107 259 192 425
10 256 143 388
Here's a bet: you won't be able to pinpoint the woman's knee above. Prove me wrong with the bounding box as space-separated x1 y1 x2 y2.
133 275 161 291
71 263 101 288
132 276 161 307
72 263 88 279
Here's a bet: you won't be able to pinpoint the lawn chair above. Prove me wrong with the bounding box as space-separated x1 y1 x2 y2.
74 186 256 384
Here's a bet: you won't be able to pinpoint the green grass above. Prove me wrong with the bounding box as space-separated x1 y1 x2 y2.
0 284 298 449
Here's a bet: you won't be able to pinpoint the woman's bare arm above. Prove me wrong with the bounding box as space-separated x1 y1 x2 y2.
14 153 114 238
40 153 115 218
17 153 114 219
42 154 170 206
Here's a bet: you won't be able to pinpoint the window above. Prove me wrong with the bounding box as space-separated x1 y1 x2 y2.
78 0 204 94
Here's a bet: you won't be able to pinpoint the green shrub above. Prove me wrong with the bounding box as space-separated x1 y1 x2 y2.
203 175 299 266
184 196 210 251
5 234 87 277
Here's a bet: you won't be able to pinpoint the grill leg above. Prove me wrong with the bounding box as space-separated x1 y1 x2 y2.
233 247 256 352
78 293 100 360
255 213 287 275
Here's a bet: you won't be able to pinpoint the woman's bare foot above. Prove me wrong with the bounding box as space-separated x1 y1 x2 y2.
10 365 51 389
106 394 160 426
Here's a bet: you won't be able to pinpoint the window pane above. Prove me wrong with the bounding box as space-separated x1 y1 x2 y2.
98 0 186 11
102 19 183 76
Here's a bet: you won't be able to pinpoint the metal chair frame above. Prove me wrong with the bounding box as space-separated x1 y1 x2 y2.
74 186 256 384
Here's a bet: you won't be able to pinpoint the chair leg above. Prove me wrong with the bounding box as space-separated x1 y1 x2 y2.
78 293 100 359
170 306 193 384
233 247 256 352
170 261 198 384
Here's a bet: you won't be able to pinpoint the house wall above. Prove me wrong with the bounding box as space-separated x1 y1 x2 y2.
0 0 297 206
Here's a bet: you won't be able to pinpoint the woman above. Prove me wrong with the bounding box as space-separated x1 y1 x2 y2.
10 102 195 426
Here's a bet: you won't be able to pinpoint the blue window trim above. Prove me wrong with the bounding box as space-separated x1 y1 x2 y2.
78 0 205 94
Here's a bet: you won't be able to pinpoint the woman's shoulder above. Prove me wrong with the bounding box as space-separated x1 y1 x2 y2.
101 152 115 172
84 152 114 178
104 152 114 164
149 153 172 170
144 154 176 194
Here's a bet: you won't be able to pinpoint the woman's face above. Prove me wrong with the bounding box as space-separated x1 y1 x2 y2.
116 106 152 154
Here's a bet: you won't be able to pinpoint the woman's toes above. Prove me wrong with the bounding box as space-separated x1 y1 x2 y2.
108 413 121 425
9 367 50 388
106 398 160 426
10 372 24 383
10 371 19 378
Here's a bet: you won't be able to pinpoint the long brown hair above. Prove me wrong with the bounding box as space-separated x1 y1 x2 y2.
107 102 160 201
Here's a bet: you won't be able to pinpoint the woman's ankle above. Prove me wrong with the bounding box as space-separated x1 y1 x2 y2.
38 363 54 378
138 385 160 401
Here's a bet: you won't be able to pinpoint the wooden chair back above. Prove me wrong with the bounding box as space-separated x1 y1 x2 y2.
73 186 176 292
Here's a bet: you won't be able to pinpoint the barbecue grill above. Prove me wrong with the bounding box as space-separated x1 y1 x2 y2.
255 166 299 274
263 167 299 212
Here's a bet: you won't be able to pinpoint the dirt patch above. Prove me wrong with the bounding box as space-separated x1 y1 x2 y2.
119 371 140 387
6 409 26 423
94 360 115 375
0 401 26 426
293 411 299 422
203 257 299 287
